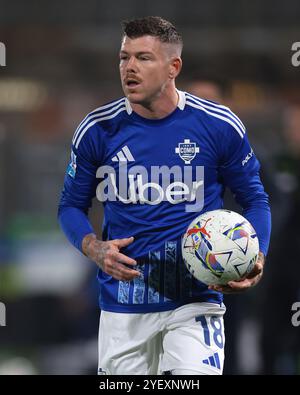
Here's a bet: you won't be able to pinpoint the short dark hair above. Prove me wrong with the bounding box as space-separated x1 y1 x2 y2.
122 16 183 49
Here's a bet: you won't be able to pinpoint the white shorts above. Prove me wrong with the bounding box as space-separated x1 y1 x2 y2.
98 302 226 375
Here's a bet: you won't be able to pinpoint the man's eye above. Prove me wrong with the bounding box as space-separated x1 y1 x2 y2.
140 56 150 61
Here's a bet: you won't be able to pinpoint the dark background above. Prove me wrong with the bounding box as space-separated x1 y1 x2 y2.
0 0 300 374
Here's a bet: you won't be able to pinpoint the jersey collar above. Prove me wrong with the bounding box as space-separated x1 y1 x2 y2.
125 89 186 115
177 89 186 110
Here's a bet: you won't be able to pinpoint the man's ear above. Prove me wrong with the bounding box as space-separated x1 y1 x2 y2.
169 57 182 79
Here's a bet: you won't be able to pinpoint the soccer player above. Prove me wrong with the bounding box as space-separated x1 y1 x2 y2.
58 16 271 375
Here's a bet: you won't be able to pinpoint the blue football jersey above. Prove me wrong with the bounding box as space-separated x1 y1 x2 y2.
59 90 271 313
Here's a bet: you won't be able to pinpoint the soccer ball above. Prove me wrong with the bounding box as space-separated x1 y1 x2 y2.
182 209 259 286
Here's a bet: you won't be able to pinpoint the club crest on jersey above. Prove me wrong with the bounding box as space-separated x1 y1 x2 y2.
175 139 200 164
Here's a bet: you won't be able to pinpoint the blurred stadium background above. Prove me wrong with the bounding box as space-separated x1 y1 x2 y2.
0 0 300 375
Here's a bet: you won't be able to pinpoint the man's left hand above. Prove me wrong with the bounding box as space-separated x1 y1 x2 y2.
208 252 265 294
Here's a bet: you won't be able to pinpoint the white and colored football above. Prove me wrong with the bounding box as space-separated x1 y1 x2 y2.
182 209 259 286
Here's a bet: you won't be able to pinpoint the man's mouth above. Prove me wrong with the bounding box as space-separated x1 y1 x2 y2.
125 79 141 88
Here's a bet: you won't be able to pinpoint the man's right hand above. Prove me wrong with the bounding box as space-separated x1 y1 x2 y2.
82 234 140 281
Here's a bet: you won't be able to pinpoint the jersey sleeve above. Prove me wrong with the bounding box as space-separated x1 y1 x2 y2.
219 124 271 256
58 121 106 252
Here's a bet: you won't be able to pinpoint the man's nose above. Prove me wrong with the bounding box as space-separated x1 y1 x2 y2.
126 56 138 72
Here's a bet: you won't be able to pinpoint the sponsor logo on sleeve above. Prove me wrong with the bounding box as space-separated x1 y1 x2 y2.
67 150 77 178
242 148 254 166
